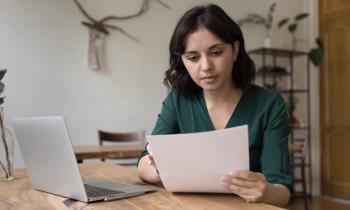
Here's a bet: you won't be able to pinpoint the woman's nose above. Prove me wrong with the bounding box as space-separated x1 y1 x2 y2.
201 56 213 72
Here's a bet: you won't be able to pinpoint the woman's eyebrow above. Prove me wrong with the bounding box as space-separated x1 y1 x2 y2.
183 43 226 55
208 43 226 49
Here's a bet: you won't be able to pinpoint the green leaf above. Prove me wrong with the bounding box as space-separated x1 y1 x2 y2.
307 37 324 66
295 13 309 21
0 69 7 81
288 23 297 32
0 82 4 94
278 18 289 28
269 3 276 13
308 46 324 66
316 37 324 49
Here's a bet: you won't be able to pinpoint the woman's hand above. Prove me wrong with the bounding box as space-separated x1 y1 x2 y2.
221 170 291 206
136 144 161 184
145 144 158 171
221 171 269 203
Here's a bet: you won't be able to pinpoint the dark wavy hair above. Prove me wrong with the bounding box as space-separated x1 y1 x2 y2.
164 4 255 94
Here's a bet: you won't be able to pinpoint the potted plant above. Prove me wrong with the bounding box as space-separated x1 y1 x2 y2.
278 12 309 50
237 3 276 48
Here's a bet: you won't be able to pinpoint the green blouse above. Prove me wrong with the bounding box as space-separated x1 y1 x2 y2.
141 85 291 191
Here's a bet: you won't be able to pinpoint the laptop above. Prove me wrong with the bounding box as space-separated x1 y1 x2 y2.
12 116 155 202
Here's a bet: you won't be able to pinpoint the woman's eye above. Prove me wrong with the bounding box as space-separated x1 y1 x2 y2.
186 55 199 62
211 50 223 56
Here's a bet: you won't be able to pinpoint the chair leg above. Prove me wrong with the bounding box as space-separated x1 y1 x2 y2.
301 159 308 210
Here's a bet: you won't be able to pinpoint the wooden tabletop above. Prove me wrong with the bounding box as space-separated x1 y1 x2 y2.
0 163 285 210
73 144 144 161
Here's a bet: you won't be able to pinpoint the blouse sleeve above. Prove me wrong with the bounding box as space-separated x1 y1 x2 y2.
261 93 292 192
138 91 180 160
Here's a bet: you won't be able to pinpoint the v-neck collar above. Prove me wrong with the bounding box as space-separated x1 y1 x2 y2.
198 89 246 130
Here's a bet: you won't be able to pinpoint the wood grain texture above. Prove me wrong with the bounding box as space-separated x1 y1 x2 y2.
320 0 350 199
73 144 144 161
0 163 285 210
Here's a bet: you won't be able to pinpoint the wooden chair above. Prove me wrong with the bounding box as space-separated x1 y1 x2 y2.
289 138 309 210
98 129 146 165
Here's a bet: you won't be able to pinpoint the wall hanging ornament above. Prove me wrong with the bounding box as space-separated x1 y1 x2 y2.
73 0 170 71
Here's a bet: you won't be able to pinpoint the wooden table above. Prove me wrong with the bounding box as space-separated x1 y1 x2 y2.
73 144 144 162
0 163 285 210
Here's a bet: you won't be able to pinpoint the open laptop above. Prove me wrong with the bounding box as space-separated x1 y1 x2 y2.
12 116 155 202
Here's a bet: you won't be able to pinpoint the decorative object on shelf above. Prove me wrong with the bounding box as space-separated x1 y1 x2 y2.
278 12 309 50
264 81 278 90
237 3 276 48
258 65 287 91
0 69 14 181
73 0 170 71
308 37 324 66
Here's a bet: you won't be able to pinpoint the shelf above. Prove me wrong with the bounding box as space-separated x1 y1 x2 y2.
252 48 312 196
256 71 291 76
279 89 308 93
292 138 307 142
291 162 311 167
248 47 308 58
292 126 309 130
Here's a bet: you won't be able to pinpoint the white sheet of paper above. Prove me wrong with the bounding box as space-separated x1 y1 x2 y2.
146 125 249 193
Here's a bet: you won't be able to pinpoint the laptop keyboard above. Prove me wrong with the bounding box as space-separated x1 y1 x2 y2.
84 184 124 197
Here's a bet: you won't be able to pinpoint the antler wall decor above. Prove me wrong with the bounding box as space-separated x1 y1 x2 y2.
73 0 170 71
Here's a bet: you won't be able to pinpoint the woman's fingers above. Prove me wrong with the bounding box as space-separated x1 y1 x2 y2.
145 155 155 166
221 174 260 189
221 171 268 203
231 171 265 182
229 183 264 196
223 181 266 203
146 144 153 156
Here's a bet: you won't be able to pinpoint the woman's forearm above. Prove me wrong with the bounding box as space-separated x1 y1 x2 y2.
263 183 290 207
137 156 161 183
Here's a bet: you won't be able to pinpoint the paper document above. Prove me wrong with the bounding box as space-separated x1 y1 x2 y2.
146 125 249 193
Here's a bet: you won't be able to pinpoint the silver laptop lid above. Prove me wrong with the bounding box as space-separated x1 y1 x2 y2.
12 116 88 202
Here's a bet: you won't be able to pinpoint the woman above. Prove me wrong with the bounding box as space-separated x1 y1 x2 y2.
137 4 291 207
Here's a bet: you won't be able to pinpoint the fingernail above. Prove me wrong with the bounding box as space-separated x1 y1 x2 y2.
221 176 230 182
230 171 237 176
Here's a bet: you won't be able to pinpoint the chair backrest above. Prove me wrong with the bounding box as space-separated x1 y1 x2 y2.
98 130 146 146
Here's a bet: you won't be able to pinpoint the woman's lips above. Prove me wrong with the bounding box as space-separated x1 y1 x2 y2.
201 75 218 83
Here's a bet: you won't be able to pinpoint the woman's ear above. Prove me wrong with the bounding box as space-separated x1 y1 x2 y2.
233 41 240 61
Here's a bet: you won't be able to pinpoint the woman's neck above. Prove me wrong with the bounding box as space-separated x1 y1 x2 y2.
203 85 242 106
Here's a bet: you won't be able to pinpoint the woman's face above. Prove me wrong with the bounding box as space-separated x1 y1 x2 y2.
181 27 239 92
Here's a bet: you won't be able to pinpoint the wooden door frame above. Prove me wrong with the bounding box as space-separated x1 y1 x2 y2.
307 0 321 196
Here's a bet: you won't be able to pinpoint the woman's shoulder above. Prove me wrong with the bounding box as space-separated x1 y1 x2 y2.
166 89 198 101
163 89 198 106
244 85 285 107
